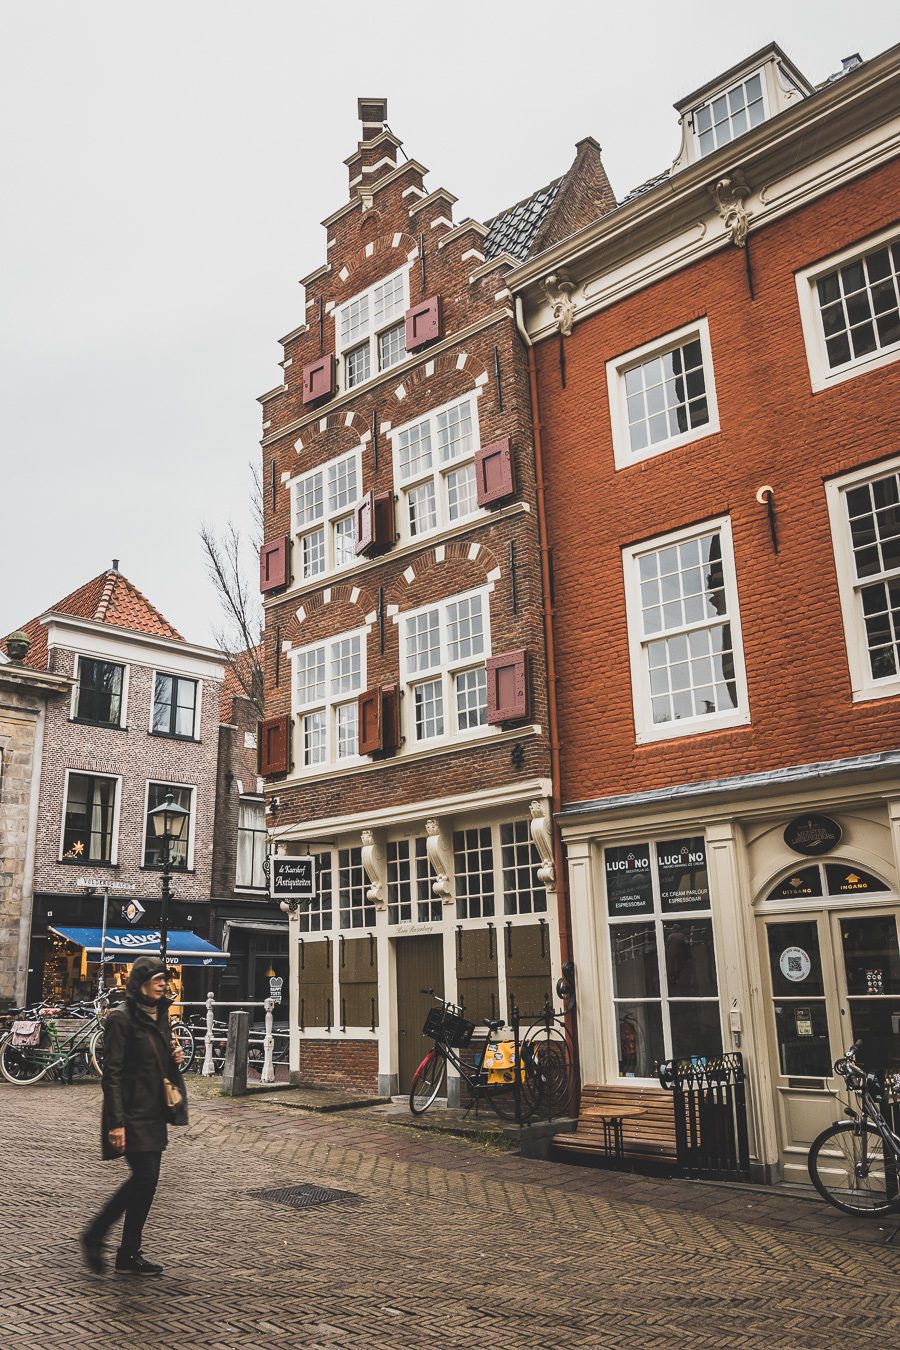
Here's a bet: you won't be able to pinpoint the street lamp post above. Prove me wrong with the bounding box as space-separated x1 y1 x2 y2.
148 793 190 962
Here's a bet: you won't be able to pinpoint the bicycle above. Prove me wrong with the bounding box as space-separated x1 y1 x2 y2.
807 1039 900 1217
0 1003 107 1084
409 993 544 1122
90 1015 195 1076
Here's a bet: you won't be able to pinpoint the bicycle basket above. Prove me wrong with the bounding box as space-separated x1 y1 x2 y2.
10 1021 42 1048
422 1007 475 1047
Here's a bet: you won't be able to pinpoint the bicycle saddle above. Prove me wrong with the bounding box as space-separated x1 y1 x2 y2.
485 1018 505 1032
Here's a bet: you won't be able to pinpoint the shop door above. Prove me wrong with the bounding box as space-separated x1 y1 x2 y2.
759 903 900 1185
395 936 444 1094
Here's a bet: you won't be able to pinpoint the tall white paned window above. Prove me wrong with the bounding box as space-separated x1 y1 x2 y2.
291 449 361 581
826 454 900 701
336 268 408 392
623 517 749 742
393 395 481 543
604 836 722 1078
399 589 490 749
293 629 365 770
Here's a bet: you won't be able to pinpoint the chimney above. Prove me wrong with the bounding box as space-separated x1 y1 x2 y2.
841 53 863 74
112 558 120 572
358 97 388 141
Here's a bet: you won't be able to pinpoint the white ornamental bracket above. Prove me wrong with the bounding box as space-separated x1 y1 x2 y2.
529 798 556 892
425 818 455 905
360 829 388 910
711 171 751 247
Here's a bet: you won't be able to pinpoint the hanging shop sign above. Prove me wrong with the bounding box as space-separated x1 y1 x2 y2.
657 836 709 912
779 946 812 983
605 844 653 916
269 856 316 902
783 815 842 856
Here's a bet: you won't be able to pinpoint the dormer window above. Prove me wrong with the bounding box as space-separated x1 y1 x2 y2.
693 72 766 157
337 268 408 391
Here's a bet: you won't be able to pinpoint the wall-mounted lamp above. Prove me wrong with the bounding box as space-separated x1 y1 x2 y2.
756 484 779 554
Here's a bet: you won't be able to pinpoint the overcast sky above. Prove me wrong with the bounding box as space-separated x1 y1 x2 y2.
1 2 897 647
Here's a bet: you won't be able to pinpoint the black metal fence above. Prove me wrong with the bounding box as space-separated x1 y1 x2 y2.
659 1052 751 1182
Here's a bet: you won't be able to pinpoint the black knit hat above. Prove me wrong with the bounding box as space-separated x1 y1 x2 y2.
125 954 167 996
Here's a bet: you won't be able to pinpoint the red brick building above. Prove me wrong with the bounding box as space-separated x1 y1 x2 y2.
510 43 900 1181
257 100 614 1096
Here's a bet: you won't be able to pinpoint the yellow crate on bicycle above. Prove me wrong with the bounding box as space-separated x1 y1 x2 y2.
483 1040 524 1084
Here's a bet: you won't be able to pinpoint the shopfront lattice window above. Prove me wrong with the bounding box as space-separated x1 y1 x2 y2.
501 820 547 915
339 846 374 929
387 839 442 924
300 853 333 934
454 827 495 919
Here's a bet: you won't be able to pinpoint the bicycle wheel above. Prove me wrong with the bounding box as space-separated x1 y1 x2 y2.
808 1119 900 1216
0 1036 51 1085
409 1051 446 1114
523 1024 575 1119
171 1020 195 1073
89 1028 104 1076
485 1047 544 1123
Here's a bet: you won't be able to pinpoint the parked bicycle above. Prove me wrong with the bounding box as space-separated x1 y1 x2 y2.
0 1002 107 1084
90 1015 195 1076
808 1040 900 1217
409 993 545 1122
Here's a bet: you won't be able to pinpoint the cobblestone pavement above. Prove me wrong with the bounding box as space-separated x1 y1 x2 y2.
1 1080 898 1350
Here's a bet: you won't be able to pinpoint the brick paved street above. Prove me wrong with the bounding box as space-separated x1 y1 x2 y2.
1 1080 898 1349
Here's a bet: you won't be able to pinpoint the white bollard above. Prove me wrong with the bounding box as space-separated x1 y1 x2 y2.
202 992 216 1077
262 997 275 1083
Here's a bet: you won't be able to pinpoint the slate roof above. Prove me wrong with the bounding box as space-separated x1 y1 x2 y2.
617 167 671 206
4 568 183 670
484 177 563 261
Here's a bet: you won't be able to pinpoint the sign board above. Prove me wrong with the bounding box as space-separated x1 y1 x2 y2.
75 879 130 890
605 844 653 916
783 815 842 856
269 975 284 1005
657 836 709 912
270 856 316 902
122 899 146 925
779 946 812 983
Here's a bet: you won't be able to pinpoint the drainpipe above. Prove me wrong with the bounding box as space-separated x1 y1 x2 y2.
514 296 574 999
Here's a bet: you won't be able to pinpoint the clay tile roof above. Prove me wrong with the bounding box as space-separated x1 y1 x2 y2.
3 568 183 670
484 177 564 261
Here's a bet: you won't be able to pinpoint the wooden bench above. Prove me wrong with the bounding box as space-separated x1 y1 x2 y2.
552 1083 677 1164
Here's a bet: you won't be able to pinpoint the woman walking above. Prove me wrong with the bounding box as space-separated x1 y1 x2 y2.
81 954 187 1275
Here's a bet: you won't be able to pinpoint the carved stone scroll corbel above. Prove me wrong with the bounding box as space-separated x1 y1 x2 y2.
360 829 387 910
425 818 454 904
711 172 751 247
543 271 577 337
529 798 556 892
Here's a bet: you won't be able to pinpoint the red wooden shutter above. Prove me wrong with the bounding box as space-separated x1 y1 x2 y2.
259 714 292 775
485 650 528 724
260 537 290 593
404 296 441 351
357 685 401 756
302 353 335 405
356 490 395 558
380 684 400 753
475 437 515 508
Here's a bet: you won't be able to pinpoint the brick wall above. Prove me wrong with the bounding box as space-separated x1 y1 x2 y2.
534 159 900 804
295 1038 378 1093
33 648 221 901
213 692 263 897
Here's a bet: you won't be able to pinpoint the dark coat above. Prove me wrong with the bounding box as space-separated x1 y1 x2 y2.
100 997 188 1160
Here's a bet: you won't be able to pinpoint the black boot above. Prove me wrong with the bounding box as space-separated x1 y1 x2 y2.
80 1229 106 1275
114 1248 163 1275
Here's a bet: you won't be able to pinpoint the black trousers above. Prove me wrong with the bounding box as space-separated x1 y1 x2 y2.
89 1151 162 1253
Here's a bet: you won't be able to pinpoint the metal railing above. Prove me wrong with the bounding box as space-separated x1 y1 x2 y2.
179 995 282 1083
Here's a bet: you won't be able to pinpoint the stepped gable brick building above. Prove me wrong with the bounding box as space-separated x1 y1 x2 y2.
4 564 225 1004
258 98 615 1096
509 41 900 1183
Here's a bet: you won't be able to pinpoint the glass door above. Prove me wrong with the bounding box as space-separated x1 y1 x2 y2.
831 910 900 1075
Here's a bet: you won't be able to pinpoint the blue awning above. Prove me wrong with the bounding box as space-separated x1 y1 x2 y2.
49 927 228 968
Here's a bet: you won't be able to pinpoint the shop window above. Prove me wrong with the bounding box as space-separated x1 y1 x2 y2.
61 772 118 864
73 657 124 726
300 853 333 934
152 673 198 739
143 782 193 870
236 798 266 889
339 846 375 930
500 820 546 915
387 838 441 925
826 455 900 702
454 827 495 919
623 516 749 742
604 836 722 1078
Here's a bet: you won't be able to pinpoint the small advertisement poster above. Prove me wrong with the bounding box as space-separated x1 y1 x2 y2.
865 968 884 995
795 1007 814 1037
779 946 812 983
605 844 653 916
657 836 709 912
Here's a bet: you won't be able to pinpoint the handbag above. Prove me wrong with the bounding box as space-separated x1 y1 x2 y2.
163 1077 184 1111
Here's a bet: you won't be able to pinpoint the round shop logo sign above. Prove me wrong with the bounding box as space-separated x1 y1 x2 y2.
779 946 812 983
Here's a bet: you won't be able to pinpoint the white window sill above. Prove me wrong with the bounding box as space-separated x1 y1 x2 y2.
808 344 900 394
635 707 751 744
281 722 542 785
850 680 900 704
613 421 720 471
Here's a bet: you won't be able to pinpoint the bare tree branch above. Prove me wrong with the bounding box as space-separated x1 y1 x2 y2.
200 522 264 718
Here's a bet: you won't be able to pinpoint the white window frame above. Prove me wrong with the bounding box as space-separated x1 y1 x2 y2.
391 391 485 544
289 447 362 583
59 768 122 866
796 226 900 393
335 266 410 393
290 626 367 774
690 68 769 159
235 795 267 891
148 668 202 741
607 318 720 470
623 516 750 743
825 452 900 703
397 586 494 753
70 652 130 729
142 780 197 871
